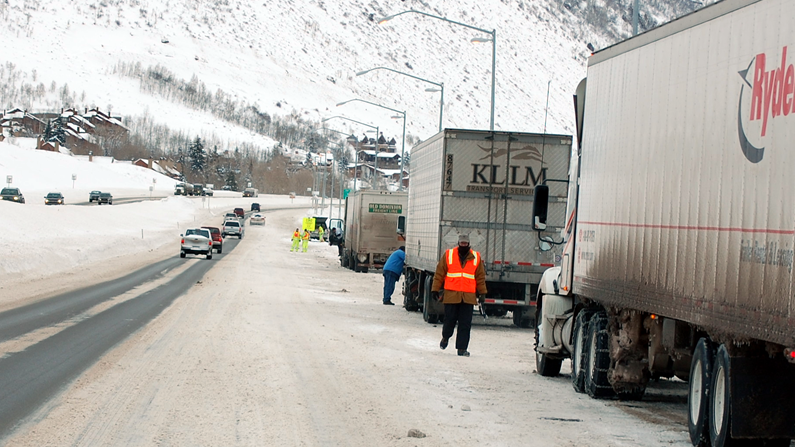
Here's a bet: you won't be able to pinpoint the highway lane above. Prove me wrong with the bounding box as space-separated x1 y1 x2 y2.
0 236 243 439
0 203 310 439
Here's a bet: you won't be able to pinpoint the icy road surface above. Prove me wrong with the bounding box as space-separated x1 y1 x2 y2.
2 209 692 446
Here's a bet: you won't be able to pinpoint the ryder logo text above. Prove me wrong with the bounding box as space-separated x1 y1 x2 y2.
738 46 794 163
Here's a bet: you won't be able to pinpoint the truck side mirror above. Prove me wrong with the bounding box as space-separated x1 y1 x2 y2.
397 216 406 235
532 185 549 231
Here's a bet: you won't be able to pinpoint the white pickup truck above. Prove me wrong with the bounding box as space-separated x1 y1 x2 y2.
222 220 243 239
180 228 213 260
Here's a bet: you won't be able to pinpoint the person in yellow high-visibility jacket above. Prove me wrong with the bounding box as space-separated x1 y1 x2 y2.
291 228 301 252
318 225 325 243
302 229 311 252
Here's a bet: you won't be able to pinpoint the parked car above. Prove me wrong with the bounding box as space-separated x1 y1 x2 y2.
180 228 213 259
89 190 101 202
222 185 233 191
251 203 260 212
44 192 65 205
234 208 245 218
203 188 214 196
250 213 266 225
1 187 25 204
201 226 223 253
97 192 113 205
222 220 243 239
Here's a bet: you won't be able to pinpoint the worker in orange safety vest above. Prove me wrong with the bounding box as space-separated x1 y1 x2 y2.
291 228 301 252
431 234 487 357
302 229 311 252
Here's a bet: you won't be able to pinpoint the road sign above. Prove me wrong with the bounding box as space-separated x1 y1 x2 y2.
343 188 350 199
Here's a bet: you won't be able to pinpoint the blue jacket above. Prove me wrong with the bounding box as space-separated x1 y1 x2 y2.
383 249 405 276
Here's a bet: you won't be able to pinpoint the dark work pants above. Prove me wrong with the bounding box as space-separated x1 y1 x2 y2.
383 271 400 303
442 302 474 351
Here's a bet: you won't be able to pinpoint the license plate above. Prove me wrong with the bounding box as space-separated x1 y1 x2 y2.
192 246 200 250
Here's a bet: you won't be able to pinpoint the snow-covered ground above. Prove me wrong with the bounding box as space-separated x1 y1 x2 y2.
0 138 330 305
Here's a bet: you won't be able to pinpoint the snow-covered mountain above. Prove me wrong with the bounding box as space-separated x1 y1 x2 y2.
0 0 708 152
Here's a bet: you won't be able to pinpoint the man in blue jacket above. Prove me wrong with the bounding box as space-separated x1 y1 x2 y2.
382 246 405 305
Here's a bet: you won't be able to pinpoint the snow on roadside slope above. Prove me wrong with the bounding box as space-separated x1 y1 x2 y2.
0 139 312 298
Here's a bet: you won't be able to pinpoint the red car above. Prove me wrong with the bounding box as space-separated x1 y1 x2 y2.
234 208 245 219
201 226 223 253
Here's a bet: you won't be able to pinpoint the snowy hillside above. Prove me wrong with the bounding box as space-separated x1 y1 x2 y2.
0 0 708 152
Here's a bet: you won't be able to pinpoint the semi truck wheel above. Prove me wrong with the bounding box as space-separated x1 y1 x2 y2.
709 344 733 447
571 309 593 393
688 338 713 447
422 276 440 324
512 308 534 328
584 312 614 398
403 272 419 312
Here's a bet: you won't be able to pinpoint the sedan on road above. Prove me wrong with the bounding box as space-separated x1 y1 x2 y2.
180 228 213 259
97 192 113 205
44 192 65 205
1 187 25 204
89 190 101 202
250 213 265 225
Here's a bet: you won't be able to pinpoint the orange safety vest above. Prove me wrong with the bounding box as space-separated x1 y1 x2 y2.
444 247 480 293
302 232 310 240
293 231 300 240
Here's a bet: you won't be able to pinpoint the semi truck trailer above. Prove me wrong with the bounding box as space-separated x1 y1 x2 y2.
532 1 795 445
402 129 571 326
341 190 407 273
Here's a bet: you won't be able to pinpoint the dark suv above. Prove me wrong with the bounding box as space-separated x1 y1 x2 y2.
89 190 101 202
1 187 25 204
251 203 260 212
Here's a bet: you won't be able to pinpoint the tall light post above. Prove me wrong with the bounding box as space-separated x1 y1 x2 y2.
356 66 444 132
336 98 406 191
378 9 496 131
321 116 378 192
322 127 356 218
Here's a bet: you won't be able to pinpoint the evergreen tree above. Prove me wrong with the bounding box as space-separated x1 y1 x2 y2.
45 117 66 144
188 137 206 175
224 170 238 191
43 120 53 142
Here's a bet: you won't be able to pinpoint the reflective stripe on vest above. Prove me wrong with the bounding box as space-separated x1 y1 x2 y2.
444 247 480 293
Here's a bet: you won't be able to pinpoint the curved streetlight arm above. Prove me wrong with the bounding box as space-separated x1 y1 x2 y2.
379 9 492 36
321 115 377 130
356 66 442 89
337 98 402 116
378 9 495 131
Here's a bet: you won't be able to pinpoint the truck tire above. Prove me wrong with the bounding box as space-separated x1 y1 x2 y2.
206 252 212 260
180 251 186 258
571 309 594 393
584 312 614 398
512 308 534 328
422 276 440 324
709 344 733 447
403 273 419 312
688 338 713 447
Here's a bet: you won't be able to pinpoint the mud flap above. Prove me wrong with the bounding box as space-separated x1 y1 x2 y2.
729 356 795 438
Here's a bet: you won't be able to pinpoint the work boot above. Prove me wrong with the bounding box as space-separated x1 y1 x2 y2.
383 301 395 305
457 350 470 357
440 337 449 350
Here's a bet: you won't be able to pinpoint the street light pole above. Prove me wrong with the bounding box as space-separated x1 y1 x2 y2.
356 66 444 132
378 9 496 131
